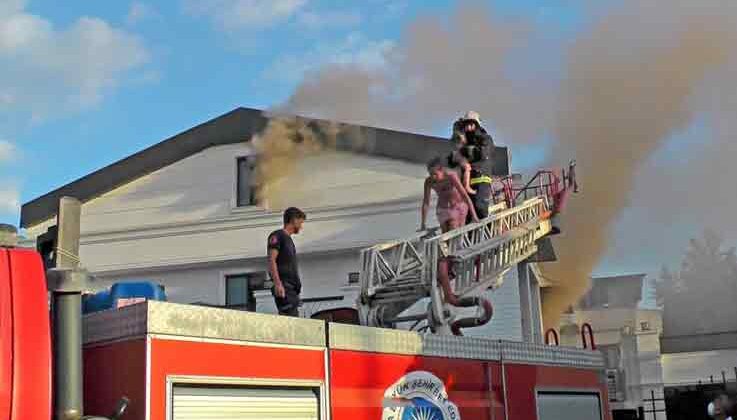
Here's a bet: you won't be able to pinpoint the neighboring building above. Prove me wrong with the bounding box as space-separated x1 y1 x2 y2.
560 274 667 420
19 107 550 341
656 231 737 420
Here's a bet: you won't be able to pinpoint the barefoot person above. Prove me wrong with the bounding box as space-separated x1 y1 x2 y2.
420 157 479 233
420 157 479 305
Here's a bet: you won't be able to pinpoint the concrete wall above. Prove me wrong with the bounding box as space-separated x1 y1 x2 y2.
662 349 737 386
561 308 667 414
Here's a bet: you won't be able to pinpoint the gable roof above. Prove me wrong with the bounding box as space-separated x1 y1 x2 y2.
20 107 510 228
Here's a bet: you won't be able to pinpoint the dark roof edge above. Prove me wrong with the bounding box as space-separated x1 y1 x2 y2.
20 107 509 228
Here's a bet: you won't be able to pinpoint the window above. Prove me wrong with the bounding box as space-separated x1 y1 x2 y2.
236 156 259 207
225 272 270 311
347 272 360 285
172 384 320 420
537 392 602 420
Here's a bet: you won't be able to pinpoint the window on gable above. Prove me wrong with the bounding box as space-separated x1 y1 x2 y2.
236 156 259 207
347 272 360 285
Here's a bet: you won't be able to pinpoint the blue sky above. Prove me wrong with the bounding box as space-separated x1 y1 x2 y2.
0 0 590 228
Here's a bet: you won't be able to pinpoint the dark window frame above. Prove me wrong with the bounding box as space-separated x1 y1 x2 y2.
225 272 270 311
236 156 259 207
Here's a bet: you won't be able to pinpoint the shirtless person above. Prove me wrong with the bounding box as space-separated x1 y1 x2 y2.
420 157 479 305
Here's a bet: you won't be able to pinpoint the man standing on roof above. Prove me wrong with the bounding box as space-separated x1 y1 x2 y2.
450 111 495 223
267 207 306 317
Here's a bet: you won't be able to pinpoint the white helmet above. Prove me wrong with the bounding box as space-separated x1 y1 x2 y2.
462 111 481 125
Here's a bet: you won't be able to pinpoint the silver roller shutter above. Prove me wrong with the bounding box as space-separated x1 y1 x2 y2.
172 385 319 420
537 392 602 420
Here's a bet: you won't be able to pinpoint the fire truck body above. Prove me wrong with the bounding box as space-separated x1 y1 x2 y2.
81 300 609 420
0 248 52 420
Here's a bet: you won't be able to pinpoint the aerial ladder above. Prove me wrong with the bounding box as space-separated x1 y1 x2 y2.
357 161 577 335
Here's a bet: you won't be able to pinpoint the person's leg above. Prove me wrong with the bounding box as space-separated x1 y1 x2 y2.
437 258 460 306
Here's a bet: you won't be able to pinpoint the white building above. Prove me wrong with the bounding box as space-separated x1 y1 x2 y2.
560 274 667 420
21 107 552 341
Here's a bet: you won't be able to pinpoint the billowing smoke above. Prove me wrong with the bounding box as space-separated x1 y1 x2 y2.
252 116 338 209
540 1 732 327
257 0 737 327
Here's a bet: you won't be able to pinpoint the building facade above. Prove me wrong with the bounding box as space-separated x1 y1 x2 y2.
20 107 549 341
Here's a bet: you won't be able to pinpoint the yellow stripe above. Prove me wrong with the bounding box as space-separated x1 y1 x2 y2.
470 176 493 185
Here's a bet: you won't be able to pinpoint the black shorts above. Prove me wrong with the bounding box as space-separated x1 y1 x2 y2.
272 286 301 317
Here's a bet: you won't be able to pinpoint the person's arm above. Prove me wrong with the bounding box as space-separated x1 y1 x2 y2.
267 234 286 298
420 178 432 231
450 172 479 222
462 162 475 194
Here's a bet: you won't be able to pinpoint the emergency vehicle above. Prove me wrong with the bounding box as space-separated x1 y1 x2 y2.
0 161 612 420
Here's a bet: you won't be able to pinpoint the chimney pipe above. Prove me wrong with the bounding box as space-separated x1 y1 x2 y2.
47 197 85 420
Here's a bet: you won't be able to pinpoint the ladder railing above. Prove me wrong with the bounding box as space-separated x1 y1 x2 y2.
423 197 552 334
359 229 437 298
357 162 577 334
358 197 552 329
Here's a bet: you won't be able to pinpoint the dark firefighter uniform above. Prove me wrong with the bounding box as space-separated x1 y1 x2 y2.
449 120 495 223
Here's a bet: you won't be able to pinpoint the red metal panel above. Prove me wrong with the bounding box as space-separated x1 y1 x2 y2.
329 349 493 420
84 339 147 420
149 337 326 420
488 362 507 420
8 249 52 420
0 249 13 420
504 363 611 420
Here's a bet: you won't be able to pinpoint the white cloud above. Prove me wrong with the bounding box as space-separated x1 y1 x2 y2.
0 186 20 214
296 10 362 30
0 2 150 120
184 0 308 31
264 32 395 83
126 2 157 26
0 141 15 162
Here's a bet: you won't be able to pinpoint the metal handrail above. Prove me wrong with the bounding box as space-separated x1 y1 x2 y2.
357 162 578 334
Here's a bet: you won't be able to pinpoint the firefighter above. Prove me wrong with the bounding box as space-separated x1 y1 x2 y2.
449 111 495 223
267 207 307 317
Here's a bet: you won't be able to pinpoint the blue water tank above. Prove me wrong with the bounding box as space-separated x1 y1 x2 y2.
83 281 166 314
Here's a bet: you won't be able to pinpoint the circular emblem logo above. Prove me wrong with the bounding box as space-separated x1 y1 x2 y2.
382 371 460 420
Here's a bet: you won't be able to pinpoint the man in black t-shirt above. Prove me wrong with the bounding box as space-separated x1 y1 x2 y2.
267 207 306 317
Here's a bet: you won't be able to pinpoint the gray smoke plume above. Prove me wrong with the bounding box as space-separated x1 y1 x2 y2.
259 0 737 327
539 1 733 327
